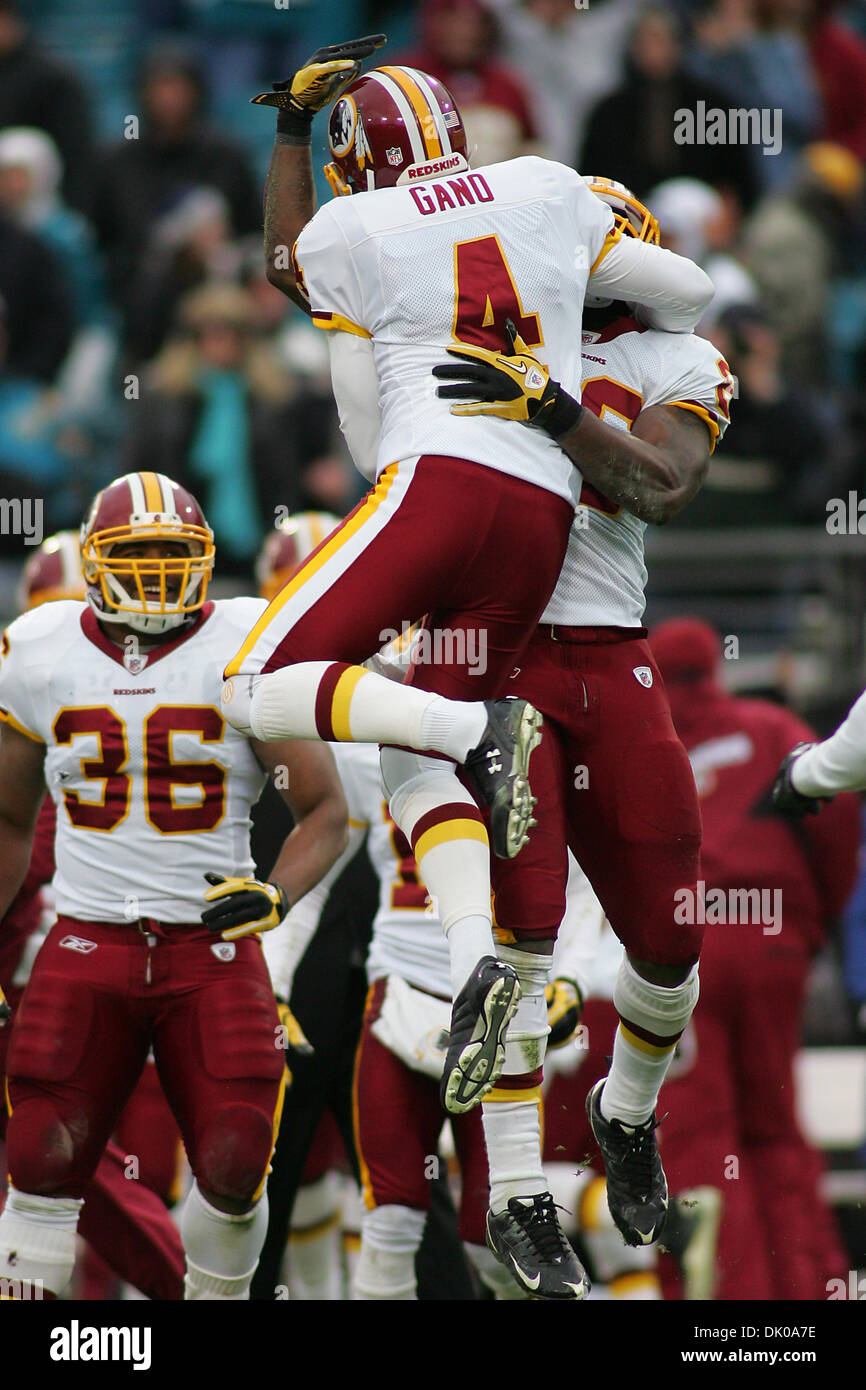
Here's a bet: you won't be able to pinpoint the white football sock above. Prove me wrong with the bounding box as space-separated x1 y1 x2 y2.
382 749 495 993
0 1187 83 1297
225 663 486 763
354 1205 426 1301
283 1174 344 1301
181 1183 269 1301
601 958 699 1126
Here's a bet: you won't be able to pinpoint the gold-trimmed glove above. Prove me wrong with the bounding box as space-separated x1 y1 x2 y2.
276 998 314 1059
275 997 314 1088
251 33 387 137
0 983 11 1026
201 872 290 941
545 978 583 1050
433 318 584 440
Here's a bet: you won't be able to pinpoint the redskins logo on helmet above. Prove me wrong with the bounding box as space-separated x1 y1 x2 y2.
80 472 215 636
583 176 660 246
18 531 86 612
324 65 469 197
256 512 341 601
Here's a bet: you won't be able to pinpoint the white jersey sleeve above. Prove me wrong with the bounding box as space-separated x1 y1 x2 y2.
641 330 734 452
589 237 715 334
791 688 866 797
327 332 382 483
293 204 370 339
0 602 76 743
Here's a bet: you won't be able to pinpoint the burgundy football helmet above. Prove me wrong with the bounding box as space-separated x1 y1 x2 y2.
81 471 215 636
18 531 86 612
324 65 469 196
256 511 340 600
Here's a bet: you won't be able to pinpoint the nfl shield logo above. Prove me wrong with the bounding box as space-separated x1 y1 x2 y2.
386 146 403 167
211 942 236 962
633 666 653 688
123 650 147 675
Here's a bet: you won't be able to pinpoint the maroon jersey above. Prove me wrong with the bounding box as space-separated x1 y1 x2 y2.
653 621 859 952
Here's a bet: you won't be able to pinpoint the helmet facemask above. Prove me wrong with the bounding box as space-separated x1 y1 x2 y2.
82 519 215 637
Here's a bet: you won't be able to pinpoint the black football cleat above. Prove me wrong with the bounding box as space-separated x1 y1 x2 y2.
441 956 520 1114
463 699 543 858
586 1080 669 1246
486 1194 590 1300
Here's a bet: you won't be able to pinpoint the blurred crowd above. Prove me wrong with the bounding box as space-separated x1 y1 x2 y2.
2 0 866 563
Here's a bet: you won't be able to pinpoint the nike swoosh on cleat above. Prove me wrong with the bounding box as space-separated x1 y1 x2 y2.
511 1256 540 1290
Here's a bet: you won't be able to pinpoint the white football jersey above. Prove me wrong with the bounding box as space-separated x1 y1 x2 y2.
294 156 615 509
0 598 270 923
541 321 734 627
330 744 452 1000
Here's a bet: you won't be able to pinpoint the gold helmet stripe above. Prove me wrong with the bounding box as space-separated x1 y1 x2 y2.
140 472 163 513
379 66 443 159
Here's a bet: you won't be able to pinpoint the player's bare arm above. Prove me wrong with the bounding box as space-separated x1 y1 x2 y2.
252 34 386 308
561 401 711 525
201 739 348 942
434 322 712 524
253 738 349 907
0 723 46 920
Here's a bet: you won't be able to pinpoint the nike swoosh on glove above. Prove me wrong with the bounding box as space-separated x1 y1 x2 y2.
201 872 290 940
433 318 583 439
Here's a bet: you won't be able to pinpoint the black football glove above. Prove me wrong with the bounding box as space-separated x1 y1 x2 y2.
201 872 290 940
772 742 828 819
772 745 834 817
433 319 584 441
251 33 387 136
0 983 11 1026
545 978 583 1049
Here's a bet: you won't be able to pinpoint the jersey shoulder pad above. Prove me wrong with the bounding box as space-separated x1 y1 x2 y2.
3 598 84 649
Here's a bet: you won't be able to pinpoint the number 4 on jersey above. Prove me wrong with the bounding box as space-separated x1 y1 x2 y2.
452 235 542 351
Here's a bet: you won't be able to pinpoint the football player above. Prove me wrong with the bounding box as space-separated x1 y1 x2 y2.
424 180 733 1280
222 36 715 1122
0 473 347 1300
1 530 186 1302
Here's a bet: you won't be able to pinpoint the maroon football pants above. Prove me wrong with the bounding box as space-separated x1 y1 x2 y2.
5 918 284 1205
353 978 489 1245
492 628 703 963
